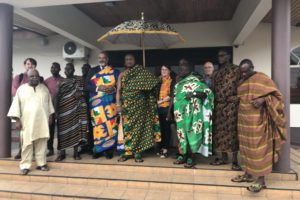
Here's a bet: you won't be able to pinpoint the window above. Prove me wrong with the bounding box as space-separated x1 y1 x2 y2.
291 47 300 104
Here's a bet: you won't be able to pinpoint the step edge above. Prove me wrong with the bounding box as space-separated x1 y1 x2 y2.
0 190 116 200
1 172 299 192
0 159 297 176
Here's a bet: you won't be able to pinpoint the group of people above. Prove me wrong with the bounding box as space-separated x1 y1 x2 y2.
8 49 287 193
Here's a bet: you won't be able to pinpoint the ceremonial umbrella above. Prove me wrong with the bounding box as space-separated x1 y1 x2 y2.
97 12 185 66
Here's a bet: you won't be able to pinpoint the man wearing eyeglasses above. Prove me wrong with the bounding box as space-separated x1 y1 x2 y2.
210 49 241 171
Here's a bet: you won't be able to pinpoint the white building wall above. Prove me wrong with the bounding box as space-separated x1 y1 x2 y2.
13 34 101 79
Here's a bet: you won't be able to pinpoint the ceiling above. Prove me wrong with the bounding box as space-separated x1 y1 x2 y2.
75 0 241 27
262 0 300 26
14 14 57 36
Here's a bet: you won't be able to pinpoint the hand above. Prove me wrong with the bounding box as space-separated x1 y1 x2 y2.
98 85 115 94
166 112 173 122
227 96 239 103
185 93 194 101
252 98 265 108
15 119 22 130
117 105 123 114
74 91 82 99
104 85 115 94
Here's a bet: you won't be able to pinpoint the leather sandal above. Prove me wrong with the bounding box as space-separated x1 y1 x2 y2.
174 155 186 165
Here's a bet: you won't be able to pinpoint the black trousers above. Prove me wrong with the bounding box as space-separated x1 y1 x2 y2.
47 115 55 151
158 107 172 149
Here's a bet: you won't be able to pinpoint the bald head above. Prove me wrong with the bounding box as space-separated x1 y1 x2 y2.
28 69 40 87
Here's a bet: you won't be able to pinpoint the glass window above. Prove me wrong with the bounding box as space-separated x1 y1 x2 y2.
291 47 300 104
291 47 300 65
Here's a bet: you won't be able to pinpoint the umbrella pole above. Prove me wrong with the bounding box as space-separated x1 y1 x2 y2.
141 32 146 67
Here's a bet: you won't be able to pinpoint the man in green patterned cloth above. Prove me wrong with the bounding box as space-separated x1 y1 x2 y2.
116 54 161 162
172 63 214 168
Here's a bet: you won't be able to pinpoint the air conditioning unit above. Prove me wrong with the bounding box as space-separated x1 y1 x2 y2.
63 41 89 59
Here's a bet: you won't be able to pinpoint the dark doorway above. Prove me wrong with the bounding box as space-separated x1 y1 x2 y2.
107 46 232 76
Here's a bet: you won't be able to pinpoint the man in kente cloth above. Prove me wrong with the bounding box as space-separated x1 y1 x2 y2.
55 63 89 161
116 54 161 162
210 49 241 170
231 59 286 192
172 63 214 168
8 69 54 175
84 52 119 159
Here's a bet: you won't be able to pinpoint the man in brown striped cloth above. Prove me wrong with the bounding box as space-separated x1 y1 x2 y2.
231 59 286 193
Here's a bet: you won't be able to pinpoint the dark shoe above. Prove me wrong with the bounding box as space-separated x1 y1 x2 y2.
55 154 66 162
21 169 29 175
14 149 22 159
46 150 54 157
105 150 114 159
73 154 82 160
92 152 102 159
36 165 49 171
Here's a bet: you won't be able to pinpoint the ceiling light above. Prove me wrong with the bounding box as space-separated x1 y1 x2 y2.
104 2 116 7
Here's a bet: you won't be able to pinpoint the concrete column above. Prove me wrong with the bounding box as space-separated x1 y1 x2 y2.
272 0 291 172
0 4 13 158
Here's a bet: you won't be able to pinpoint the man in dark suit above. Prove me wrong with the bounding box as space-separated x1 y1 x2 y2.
84 52 119 159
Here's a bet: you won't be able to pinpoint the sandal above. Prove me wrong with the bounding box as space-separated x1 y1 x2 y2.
210 158 228 165
174 155 186 165
135 158 144 163
247 183 266 193
231 175 254 183
184 158 196 168
232 162 242 171
134 154 144 163
20 169 30 175
118 154 130 162
36 165 49 171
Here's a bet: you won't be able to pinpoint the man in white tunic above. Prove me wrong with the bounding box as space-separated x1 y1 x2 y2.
8 69 54 175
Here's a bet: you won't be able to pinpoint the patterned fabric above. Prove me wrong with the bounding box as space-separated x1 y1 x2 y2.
57 76 88 150
174 75 214 156
237 72 286 176
212 64 240 153
97 20 185 49
159 76 172 108
121 65 161 156
89 67 119 153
